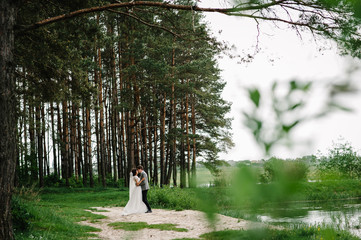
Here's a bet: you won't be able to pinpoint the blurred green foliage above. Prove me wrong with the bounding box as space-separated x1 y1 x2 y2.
244 79 356 156
317 141 361 179
260 157 309 183
200 225 359 240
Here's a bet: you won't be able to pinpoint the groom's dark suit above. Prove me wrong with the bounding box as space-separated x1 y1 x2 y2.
139 171 152 212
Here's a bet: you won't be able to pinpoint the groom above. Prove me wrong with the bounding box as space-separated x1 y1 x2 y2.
137 165 152 213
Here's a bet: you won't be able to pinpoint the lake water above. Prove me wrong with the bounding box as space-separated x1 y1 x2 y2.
257 199 361 237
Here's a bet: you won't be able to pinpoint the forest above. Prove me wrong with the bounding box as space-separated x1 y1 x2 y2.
14 0 233 189
1 0 361 239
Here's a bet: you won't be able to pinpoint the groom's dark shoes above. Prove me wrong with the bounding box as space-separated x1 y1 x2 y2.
146 210 152 213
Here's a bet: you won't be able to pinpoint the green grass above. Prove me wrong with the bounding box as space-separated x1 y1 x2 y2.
199 226 360 240
13 176 361 240
14 187 128 239
108 221 188 232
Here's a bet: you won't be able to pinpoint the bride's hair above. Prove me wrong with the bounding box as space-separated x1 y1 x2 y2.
131 168 137 176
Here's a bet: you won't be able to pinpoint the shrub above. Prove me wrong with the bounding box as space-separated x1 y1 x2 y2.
317 141 361 179
260 157 309 183
11 196 34 232
149 186 196 209
44 173 61 187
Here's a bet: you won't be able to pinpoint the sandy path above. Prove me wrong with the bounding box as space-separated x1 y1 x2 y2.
80 207 262 240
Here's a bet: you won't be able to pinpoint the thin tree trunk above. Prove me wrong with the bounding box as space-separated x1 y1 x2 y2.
135 120 140 167
105 96 111 176
29 104 37 182
191 94 197 186
62 100 69 186
36 105 44 187
98 46 107 187
87 105 94 187
109 23 118 182
71 102 77 180
50 102 58 176
185 79 191 187
141 107 148 173
172 85 177 187
82 105 88 186
160 93 166 186
116 16 124 184
23 74 29 182
121 110 127 185
171 44 177 186
148 111 153 184
56 103 62 177
128 110 135 170
153 108 158 186
77 107 83 180
42 105 49 177
94 89 100 184
94 20 101 185
180 87 186 188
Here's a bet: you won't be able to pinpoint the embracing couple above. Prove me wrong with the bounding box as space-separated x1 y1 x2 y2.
122 165 152 215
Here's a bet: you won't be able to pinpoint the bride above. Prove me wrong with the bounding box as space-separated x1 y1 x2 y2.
122 168 148 215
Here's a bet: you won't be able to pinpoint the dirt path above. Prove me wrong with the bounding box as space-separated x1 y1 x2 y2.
81 207 262 240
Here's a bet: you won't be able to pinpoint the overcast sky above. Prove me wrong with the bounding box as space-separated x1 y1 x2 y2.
199 1 361 161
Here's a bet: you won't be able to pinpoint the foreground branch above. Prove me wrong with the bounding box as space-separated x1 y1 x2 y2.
19 1 232 31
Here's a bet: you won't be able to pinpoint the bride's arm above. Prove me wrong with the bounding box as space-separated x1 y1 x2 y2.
136 178 144 186
134 177 141 186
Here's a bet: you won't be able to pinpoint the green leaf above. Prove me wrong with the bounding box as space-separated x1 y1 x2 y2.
282 120 300 133
288 102 303 111
328 102 354 112
248 88 261 108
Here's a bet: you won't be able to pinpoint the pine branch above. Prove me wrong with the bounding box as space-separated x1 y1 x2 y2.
18 1 232 31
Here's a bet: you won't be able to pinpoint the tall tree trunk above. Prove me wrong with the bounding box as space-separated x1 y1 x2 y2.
82 105 88 186
172 84 177 187
86 105 94 187
148 111 153 184
128 22 137 172
98 46 107 187
95 13 106 187
71 102 77 180
62 100 69 186
160 93 166 186
0 1 16 237
135 120 140 167
77 107 83 180
56 103 62 177
36 105 44 187
153 108 158 186
105 96 111 176
141 107 148 173
117 24 125 184
109 23 118 182
191 94 197 186
29 104 37 182
50 102 57 176
94 19 101 185
171 45 177 186
185 80 191 187
42 104 49 176
23 75 29 182
180 88 186 188
94 86 100 184
128 110 135 170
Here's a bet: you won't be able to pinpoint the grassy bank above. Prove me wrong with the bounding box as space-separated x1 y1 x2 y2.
14 187 128 239
13 178 361 239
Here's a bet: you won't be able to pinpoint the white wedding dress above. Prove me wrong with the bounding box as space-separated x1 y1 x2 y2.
122 173 148 215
